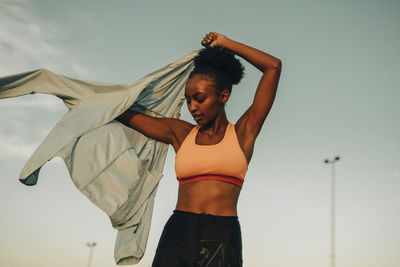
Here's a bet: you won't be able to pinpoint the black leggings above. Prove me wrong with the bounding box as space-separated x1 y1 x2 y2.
152 210 243 267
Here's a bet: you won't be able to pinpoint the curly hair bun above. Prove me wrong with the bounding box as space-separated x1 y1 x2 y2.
193 47 244 85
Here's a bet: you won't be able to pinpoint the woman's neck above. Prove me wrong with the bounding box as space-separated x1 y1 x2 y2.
199 110 229 136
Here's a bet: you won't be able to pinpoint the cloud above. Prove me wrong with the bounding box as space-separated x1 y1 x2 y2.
0 130 38 159
0 94 65 157
0 0 91 76
0 0 83 139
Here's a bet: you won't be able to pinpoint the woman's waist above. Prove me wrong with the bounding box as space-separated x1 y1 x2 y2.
176 179 241 216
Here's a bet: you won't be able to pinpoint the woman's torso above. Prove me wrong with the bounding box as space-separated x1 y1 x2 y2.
172 121 253 216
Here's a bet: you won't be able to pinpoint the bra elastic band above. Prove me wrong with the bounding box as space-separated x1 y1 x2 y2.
178 174 243 188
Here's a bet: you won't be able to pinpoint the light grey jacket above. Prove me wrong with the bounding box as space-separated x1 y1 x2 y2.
0 50 198 265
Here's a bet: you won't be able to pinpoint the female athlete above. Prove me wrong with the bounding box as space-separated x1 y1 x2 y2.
117 32 281 267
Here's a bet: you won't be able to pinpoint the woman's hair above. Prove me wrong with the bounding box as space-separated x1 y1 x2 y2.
189 47 244 94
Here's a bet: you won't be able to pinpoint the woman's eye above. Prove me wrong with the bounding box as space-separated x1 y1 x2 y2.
197 98 205 103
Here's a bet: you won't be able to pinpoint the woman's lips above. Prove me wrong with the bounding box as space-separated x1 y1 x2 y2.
193 114 202 121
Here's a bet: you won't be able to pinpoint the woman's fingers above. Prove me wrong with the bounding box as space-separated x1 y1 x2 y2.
207 33 216 42
201 32 223 47
201 37 212 47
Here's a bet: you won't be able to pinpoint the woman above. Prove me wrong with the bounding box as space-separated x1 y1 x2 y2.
116 32 281 267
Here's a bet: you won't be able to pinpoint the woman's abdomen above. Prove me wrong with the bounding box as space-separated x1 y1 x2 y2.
175 180 241 216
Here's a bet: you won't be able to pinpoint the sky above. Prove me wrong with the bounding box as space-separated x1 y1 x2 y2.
0 0 399 266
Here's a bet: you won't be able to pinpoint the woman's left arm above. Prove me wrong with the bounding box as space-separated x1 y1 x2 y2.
203 32 282 139
202 32 281 162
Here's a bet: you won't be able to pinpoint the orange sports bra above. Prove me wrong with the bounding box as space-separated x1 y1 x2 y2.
175 122 248 188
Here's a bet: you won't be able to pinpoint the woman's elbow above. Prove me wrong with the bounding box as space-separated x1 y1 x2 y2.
263 59 282 73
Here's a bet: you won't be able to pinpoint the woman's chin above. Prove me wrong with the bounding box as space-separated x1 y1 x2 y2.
194 116 205 125
196 119 213 127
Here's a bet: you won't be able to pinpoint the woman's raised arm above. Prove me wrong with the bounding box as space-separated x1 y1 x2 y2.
202 32 281 162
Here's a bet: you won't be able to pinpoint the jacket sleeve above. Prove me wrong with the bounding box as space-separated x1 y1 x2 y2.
0 69 97 109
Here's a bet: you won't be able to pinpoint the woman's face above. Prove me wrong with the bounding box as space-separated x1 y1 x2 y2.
185 74 225 125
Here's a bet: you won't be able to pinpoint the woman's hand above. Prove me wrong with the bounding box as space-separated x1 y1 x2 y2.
201 32 229 48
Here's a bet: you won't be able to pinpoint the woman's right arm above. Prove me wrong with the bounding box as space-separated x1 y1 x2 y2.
116 110 194 149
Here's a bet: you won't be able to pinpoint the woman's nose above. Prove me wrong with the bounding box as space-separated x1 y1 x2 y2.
188 102 197 112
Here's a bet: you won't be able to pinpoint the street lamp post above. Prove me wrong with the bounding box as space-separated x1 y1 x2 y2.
86 242 96 267
324 156 340 267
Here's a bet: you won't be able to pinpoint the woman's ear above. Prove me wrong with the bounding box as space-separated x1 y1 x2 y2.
218 89 231 104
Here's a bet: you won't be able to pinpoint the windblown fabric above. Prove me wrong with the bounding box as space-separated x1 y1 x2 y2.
0 49 198 265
